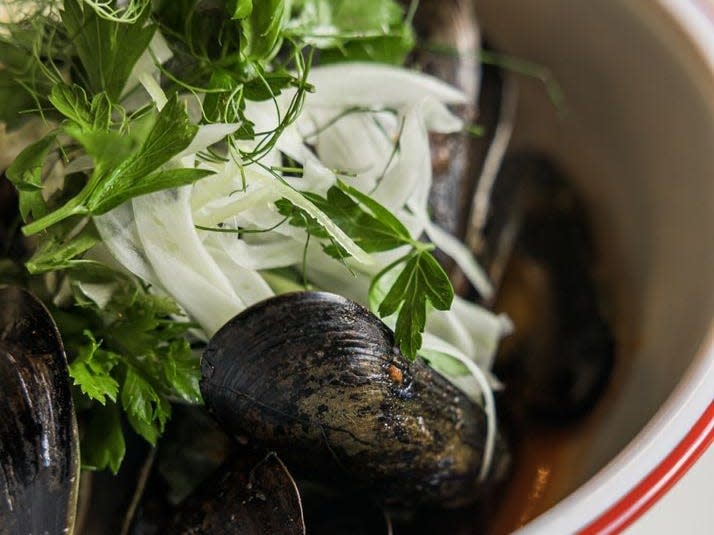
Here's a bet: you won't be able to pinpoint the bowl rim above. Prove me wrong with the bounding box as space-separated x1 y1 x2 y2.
516 1 714 533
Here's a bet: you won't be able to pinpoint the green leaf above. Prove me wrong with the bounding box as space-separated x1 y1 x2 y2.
336 181 412 243
55 282 201 470
6 135 55 221
242 66 296 101
68 331 120 404
62 0 156 101
6 136 54 192
203 70 239 122
121 367 171 445
90 92 113 131
277 183 412 258
375 250 454 359
367 256 402 315
91 167 213 215
229 0 253 19
98 94 198 182
23 95 204 235
49 84 93 129
0 31 37 73
25 223 101 274
51 85 114 133
294 0 403 36
241 0 288 61
162 339 202 404
65 128 137 173
315 190 407 255
289 0 414 64
317 29 414 65
81 402 126 474
275 197 330 239
84 97 205 212
0 69 34 128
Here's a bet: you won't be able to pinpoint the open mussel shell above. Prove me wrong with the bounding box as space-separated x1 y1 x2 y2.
201 292 507 508
0 286 80 534
165 451 305 535
480 154 615 421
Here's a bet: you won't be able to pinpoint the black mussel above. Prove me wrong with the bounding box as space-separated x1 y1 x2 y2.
92 406 233 535
200 292 508 508
0 286 80 535
156 405 232 507
165 452 305 535
479 154 615 421
408 0 482 243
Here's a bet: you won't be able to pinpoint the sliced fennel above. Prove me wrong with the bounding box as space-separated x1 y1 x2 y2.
97 61 508 476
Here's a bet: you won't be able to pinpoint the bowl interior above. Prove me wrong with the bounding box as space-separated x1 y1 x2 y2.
474 0 714 520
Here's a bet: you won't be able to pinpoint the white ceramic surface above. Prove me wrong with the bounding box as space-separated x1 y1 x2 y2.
625 444 714 535
473 0 714 532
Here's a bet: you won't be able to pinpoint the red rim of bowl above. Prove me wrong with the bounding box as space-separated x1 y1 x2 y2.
515 2 714 533
576 1 714 532
578 402 714 534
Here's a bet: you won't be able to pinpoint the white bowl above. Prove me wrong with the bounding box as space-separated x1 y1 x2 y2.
473 0 714 532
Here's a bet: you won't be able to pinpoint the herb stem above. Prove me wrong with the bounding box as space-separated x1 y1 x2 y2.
119 447 156 535
22 193 89 236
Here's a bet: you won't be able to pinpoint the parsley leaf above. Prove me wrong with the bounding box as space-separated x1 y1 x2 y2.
121 367 171 445
25 222 101 275
49 84 112 132
56 281 202 469
288 0 415 64
68 330 120 405
375 250 454 359
276 198 332 240
241 0 288 62
62 0 156 101
6 135 54 221
276 180 453 359
335 181 412 245
162 339 202 404
81 402 126 474
0 69 35 128
229 0 253 19
276 181 413 258
22 95 210 235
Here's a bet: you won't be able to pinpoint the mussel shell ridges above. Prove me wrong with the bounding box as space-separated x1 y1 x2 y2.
0 286 79 535
201 292 507 507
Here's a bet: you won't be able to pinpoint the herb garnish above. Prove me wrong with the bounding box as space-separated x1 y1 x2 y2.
1 0 434 472
276 180 454 358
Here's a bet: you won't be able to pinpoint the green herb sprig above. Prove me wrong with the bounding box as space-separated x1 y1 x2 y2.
0 0 423 472
276 180 454 359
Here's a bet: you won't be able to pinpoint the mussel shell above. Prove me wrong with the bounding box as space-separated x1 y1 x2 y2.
165 452 305 535
201 292 506 508
481 155 615 420
0 286 79 534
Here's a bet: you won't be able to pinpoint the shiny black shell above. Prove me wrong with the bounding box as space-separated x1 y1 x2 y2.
0 286 79 535
201 292 506 507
